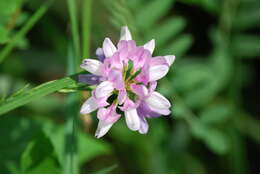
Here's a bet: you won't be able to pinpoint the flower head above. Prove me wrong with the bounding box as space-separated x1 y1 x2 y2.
79 26 175 138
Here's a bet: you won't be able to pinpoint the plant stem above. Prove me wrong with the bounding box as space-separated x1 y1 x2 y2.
82 0 93 58
64 0 81 174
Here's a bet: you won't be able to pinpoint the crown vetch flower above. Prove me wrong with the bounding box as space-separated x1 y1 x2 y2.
79 26 175 138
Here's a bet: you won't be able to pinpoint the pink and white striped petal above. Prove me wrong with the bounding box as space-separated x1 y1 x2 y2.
81 59 102 75
80 97 99 114
149 65 169 81
94 81 114 98
145 91 171 110
95 120 114 138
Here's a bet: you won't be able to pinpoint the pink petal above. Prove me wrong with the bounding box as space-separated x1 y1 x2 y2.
130 84 148 98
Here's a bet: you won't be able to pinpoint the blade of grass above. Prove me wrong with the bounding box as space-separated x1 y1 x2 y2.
67 0 81 65
65 0 81 174
0 74 78 116
82 0 92 58
0 0 53 64
64 41 80 174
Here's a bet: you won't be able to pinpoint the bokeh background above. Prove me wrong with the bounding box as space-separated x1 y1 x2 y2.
0 0 260 173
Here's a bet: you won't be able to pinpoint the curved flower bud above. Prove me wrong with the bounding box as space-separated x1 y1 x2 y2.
94 81 114 98
125 108 141 131
80 97 99 114
145 92 171 115
164 55 175 66
120 26 132 41
149 65 169 81
78 74 102 85
81 59 102 75
143 39 155 54
95 120 114 138
103 38 117 57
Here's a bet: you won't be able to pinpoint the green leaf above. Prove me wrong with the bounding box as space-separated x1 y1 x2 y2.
147 17 186 49
234 2 260 30
200 103 233 124
232 34 260 58
161 34 193 57
180 0 219 14
237 114 260 145
136 0 174 31
42 120 112 166
0 116 41 174
0 0 22 16
91 164 118 174
21 131 61 174
0 26 9 44
203 129 230 155
190 120 230 154
0 74 78 116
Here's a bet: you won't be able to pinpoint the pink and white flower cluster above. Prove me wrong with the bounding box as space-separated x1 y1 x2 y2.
79 26 175 138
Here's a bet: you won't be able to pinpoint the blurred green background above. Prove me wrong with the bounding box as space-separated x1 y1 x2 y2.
0 0 260 173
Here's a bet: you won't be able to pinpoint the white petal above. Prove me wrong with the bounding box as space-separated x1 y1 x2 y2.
164 55 175 66
95 81 114 98
150 107 171 115
95 120 113 138
145 92 171 110
125 109 140 131
120 26 132 41
80 97 99 114
80 59 102 75
96 48 104 57
149 65 169 81
103 38 117 57
139 118 149 134
143 39 155 54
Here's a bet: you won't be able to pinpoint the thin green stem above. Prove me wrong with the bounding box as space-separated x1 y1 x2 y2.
67 0 81 67
82 0 92 58
0 0 52 64
64 41 80 174
65 0 81 174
